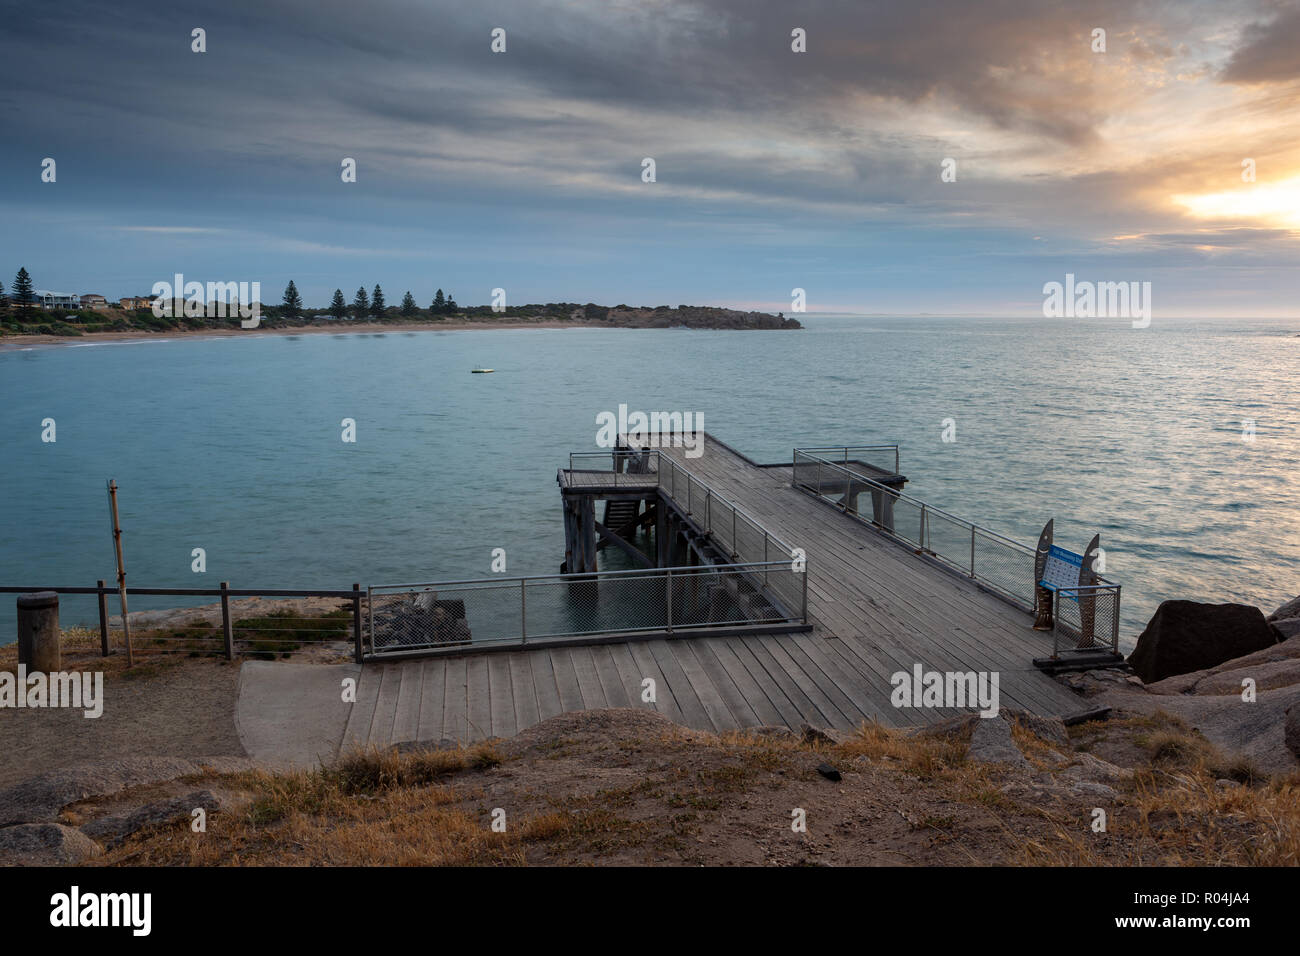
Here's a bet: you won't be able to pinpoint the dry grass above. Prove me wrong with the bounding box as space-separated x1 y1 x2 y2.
1015 767 1300 866
88 710 1300 867
96 741 558 866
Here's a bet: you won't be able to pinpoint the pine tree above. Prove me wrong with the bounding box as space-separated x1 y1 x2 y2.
0 280 6 312
329 288 347 319
432 288 446 314
352 286 369 319
12 267 34 314
445 293 458 313
282 280 303 319
370 284 385 317
400 291 416 317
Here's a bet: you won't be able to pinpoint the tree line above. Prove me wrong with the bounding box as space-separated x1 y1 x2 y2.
1 267 36 313
281 281 459 320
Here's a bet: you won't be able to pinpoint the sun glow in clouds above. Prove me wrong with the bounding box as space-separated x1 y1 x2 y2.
1175 176 1300 229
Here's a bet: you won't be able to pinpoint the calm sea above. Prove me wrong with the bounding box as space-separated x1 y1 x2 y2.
2 315 1297 649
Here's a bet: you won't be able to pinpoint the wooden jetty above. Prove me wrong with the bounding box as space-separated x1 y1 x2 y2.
342 433 1093 750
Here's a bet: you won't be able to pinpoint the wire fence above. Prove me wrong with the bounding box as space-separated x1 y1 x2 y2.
367 561 805 654
651 453 804 616
790 449 1121 655
792 444 901 475
0 583 363 661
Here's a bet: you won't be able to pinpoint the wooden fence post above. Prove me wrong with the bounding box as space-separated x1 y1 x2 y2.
220 582 234 659
97 580 109 656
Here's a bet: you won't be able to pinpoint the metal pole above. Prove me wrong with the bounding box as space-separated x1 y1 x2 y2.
706 491 711 533
520 578 527 645
361 587 371 660
1112 588 1121 654
220 581 234 659
919 504 927 550
970 525 976 577
96 579 109 656
352 582 363 663
801 563 809 624
107 480 133 666
665 568 673 635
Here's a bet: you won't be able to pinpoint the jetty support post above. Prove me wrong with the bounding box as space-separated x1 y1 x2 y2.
220 582 234 659
17 591 60 672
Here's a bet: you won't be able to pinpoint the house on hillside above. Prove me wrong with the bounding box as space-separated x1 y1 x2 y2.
79 293 110 311
120 296 153 310
33 290 81 310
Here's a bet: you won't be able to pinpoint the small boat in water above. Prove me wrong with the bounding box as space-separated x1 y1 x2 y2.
471 366 494 373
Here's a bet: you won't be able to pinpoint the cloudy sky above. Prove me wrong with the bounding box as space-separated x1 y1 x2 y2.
2 0 1298 315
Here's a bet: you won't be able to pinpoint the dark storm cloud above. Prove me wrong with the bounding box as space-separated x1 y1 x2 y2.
2 0 1299 315
1221 1 1300 84
0 0 1221 149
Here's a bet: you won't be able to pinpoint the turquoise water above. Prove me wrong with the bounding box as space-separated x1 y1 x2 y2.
2 315 1298 648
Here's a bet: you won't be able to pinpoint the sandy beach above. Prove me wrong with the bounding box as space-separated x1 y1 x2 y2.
0 319 601 352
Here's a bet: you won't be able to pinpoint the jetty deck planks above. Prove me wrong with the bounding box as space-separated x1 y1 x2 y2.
345 439 1088 747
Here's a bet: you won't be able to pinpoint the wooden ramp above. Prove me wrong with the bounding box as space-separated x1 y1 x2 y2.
343 438 1087 749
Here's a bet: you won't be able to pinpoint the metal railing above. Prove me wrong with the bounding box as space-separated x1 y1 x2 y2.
367 561 806 655
0 583 365 662
1049 584 1122 657
564 450 659 488
646 451 805 619
369 448 811 656
790 450 1122 654
793 444 901 475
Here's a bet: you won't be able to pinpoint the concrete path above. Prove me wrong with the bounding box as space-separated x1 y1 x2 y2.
235 661 360 770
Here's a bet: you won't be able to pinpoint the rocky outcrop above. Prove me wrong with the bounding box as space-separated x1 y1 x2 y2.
0 823 102 865
1267 594 1300 623
1128 601 1279 684
0 755 253 827
966 715 1029 768
1285 703 1300 761
80 790 222 850
1267 593 1300 640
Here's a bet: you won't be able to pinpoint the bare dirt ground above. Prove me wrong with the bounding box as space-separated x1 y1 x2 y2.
0 636 245 789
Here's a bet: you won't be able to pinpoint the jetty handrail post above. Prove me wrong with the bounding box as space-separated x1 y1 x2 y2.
220 581 234 660
1051 592 1062 659
520 578 527 645
705 491 711 534
801 563 809 623
665 568 673 635
970 525 976 577
731 507 737 557
764 531 769 587
96 579 109 657
352 582 363 663
919 503 928 551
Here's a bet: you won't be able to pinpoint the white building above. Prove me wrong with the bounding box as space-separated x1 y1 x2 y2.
32 290 81 310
